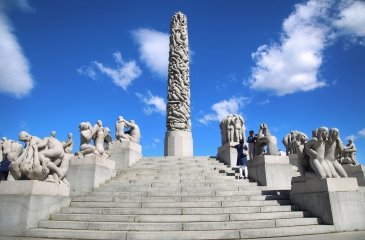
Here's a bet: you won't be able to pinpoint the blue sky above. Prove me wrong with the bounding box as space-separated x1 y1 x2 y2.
1 0 365 163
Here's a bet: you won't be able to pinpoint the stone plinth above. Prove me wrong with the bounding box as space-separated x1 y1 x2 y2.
109 140 142 169
288 154 305 177
342 164 365 186
67 155 115 196
0 180 70 237
217 142 238 167
291 177 365 231
248 155 293 190
164 130 193 157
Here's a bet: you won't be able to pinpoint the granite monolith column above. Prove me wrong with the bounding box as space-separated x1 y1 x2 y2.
164 12 193 157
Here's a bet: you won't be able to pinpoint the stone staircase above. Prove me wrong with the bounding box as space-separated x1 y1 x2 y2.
27 156 335 239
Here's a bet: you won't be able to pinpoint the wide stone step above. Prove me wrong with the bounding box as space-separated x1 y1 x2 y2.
95 185 262 192
38 217 319 231
76 194 290 202
91 189 265 197
70 200 290 208
51 213 230 222
27 225 335 240
61 205 300 215
51 211 309 223
113 175 237 181
103 180 258 187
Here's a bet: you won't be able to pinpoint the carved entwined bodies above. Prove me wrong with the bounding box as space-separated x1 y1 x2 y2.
166 12 191 132
219 114 245 145
286 126 350 179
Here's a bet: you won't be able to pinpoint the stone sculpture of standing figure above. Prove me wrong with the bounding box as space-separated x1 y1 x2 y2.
219 114 246 145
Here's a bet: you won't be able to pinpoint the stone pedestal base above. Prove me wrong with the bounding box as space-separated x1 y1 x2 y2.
288 154 305 177
217 142 238 167
0 180 70 237
67 155 115 196
109 141 142 169
248 155 293 190
291 177 365 231
342 164 365 186
164 130 193 157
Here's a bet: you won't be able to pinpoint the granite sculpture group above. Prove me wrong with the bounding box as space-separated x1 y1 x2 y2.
0 116 141 185
283 127 358 179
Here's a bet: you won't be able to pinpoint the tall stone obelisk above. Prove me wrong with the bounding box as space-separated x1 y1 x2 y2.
164 12 193 157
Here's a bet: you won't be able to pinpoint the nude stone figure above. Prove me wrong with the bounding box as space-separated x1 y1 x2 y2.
37 130 65 167
305 127 333 179
234 116 245 143
324 128 348 177
124 120 141 143
115 116 131 141
341 139 358 165
255 123 278 156
62 133 74 153
227 115 235 143
78 122 97 157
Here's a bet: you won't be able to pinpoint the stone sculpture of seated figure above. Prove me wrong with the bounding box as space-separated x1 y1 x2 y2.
305 127 333 179
115 116 131 142
255 123 278 156
78 122 98 157
341 139 358 165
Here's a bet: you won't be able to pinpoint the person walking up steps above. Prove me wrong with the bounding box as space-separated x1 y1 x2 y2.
231 139 249 179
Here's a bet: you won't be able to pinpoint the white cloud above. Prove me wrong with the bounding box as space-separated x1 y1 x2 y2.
358 129 365 138
334 1 365 44
132 28 169 77
249 0 365 96
199 97 249 124
0 4 34 98
78 51 142 91
77 66 97 80
250 0 329 96
136 91 166 115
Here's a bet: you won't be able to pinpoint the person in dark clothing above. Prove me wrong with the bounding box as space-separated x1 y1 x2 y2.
0 158 10 181
232 139 249 179
247 130 256 160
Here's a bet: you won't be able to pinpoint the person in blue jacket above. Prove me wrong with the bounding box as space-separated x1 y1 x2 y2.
232 139 249 179
0 158 10 181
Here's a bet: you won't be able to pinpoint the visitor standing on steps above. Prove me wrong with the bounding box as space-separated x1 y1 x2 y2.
231 139 249 179
247 130 256 160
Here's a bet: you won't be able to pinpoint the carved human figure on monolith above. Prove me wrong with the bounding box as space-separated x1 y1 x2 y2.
255 123 278 155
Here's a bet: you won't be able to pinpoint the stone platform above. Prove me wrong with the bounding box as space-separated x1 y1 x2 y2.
67 155 115 196
291 177 365 231
108 140 142 169
0 180 70 237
